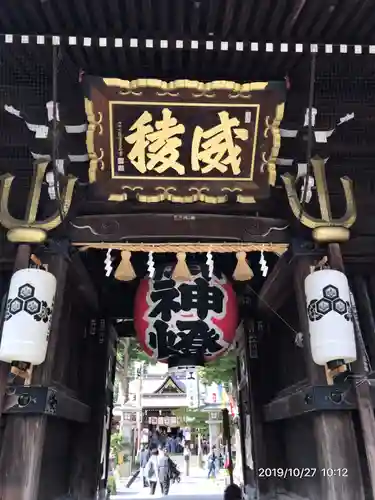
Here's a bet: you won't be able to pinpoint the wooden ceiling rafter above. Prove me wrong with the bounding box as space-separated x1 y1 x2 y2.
0 0 374 43
237 1 255 38
280 0 307 39
349 0 375 37
207 0 219 35
267 0 288 40
252 0 272 39
107 0 122 36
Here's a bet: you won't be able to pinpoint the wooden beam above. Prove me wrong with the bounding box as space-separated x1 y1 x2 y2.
257 250 293 313
69 252 99 312
263 383 372 421
3 385 90 423
67 213 290 244
113 320 135 338
343 236 375 258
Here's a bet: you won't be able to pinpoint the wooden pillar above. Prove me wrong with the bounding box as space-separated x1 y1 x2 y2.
294 255 365 500
101 328 118 497
69 319 113 499
0 244 31 418
235 357 248 486
352 276 375 364
0 251 68 500
328 243 375 500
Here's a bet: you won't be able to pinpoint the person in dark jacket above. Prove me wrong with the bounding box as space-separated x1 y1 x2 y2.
139 444 150 487
160 448 173 494
224 483 242 500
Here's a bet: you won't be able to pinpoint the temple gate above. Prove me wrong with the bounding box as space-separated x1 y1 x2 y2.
1 3 375 500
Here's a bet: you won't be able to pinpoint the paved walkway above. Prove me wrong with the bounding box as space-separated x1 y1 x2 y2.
113 467 226 500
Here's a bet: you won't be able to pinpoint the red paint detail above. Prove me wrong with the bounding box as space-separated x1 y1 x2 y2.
134 278 154 358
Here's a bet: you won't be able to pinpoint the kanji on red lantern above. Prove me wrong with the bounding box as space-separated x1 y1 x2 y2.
134 264 238 363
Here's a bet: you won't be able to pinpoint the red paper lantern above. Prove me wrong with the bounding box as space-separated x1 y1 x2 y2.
134 264 238 365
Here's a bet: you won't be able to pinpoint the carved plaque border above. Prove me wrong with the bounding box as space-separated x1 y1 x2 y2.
84 78 285 204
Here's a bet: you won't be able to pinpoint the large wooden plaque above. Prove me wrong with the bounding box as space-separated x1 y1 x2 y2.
84 77 285 204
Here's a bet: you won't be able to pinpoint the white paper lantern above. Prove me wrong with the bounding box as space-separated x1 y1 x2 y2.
304 269 357 366
0 268 57 364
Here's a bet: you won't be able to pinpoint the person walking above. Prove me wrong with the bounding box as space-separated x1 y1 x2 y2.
139 444 150 488
144 447 171 496
160 448 173 495
144 448 160 495
183 444 191 476
207 446 218 479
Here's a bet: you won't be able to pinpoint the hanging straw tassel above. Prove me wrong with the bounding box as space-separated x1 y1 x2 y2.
114 251 136 281
172 252 192 281
233 252 254 281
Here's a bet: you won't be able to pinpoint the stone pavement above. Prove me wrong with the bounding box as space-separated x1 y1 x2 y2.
113 467 227 500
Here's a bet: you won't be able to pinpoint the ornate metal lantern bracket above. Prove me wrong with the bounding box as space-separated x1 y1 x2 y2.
0 161 77 243
281 156 356 243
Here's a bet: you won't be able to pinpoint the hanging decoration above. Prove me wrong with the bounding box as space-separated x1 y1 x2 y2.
134 263 238 370
147 252 155 279
0 268 57 365
206 251 214 279
109 243 284 282
233 252 253 281
104 249 113 277
172 253 192 282
304 269 357 366
114 251 136 281
259 251 268 277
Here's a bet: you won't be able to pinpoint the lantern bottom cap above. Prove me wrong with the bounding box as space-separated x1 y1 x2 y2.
0 352 45 365
312 226 350 243
7 227 47 244
168 353 205 371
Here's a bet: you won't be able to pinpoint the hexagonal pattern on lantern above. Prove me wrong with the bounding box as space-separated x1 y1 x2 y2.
333 298 347 314
307 282 353 323
24 297 41 315
9 298 23 314
322 285 339 300
316 298 332 314
18 284 35 300
4 281 54 325
307 299 323 322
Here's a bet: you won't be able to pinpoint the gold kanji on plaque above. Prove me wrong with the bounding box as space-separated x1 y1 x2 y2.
191 111 249 175
124 108 185 175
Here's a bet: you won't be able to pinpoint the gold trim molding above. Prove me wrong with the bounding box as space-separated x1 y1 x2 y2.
102 78 269 93
85 98 105 184
107 186 257 204
264 103 285 186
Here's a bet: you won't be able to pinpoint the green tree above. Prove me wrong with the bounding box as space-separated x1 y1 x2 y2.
115 338 152 403
174 407 208 434
198 349 237 393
